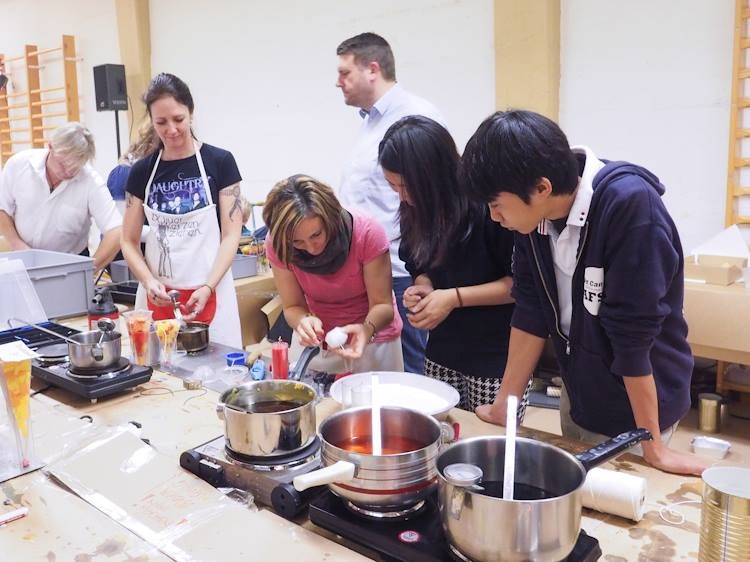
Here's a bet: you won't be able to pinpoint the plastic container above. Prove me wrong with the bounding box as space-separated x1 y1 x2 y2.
225 352 246 367
231 254 258 279
109 260 135 283
5 249 94 319
0 258 47 327
691 436 731 459
109 280 138 305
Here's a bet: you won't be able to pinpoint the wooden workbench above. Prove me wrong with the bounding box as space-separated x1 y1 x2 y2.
2 318 742 561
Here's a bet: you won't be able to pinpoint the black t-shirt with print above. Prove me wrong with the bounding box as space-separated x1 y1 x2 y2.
126 143 242 225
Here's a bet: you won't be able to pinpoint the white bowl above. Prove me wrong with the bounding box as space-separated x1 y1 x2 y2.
329 371 460 420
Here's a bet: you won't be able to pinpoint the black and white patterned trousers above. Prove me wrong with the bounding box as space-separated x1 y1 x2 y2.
423 358 531 422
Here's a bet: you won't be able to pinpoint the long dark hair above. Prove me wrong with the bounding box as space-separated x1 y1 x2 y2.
379 116 478 270
143 73 194 114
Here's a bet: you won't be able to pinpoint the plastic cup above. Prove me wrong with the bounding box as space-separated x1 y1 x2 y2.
122 310 153 366
155 319 180 368
350 384 372 407
0 358 32 467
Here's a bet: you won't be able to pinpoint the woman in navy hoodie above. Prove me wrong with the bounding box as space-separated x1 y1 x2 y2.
460 109 708 476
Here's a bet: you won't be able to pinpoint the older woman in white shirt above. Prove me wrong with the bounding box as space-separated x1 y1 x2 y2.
0 122 122 271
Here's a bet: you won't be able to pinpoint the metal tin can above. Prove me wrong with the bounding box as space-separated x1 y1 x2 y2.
699 466 750 561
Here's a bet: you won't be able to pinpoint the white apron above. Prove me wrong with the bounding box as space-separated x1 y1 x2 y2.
134 142 242 348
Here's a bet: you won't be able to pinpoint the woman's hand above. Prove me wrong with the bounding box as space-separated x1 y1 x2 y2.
406 288 458 330
475 402 507 426
403 284 432 310
145 278 171 307
296 315 324 347
329 323 370 360
183 285 212 320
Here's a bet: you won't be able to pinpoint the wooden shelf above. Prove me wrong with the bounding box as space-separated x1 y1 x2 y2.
0 35 79 166
723 381 750 394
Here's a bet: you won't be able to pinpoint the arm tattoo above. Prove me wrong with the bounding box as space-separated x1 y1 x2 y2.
125 192 134 209
222 185 242 222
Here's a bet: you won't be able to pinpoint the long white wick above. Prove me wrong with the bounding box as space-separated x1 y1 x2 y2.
371 375 382 456
503 395 518 500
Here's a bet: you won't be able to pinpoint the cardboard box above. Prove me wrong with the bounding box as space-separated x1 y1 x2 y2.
234 272 277 347
684 254 746 286
684 281 750 357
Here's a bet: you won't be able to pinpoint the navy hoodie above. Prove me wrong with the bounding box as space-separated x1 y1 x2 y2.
511 158 693 437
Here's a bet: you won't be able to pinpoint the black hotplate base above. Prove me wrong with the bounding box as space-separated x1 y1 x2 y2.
308 490 601 562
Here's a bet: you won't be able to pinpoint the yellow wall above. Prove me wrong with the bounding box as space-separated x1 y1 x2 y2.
114 0 151 144
494 0 560 120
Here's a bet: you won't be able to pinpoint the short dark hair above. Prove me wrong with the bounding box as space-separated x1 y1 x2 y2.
143 73 194 115
379 116 478 269
337 32 396 81
460 110 579 203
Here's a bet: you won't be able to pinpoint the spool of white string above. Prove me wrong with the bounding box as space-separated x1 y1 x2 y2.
581 467 647 522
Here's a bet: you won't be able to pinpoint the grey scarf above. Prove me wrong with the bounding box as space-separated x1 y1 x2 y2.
291 211 353 275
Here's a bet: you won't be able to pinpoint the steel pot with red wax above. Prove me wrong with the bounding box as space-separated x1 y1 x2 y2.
293 406 455 516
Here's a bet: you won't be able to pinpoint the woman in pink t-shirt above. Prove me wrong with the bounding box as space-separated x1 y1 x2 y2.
263 174 403 373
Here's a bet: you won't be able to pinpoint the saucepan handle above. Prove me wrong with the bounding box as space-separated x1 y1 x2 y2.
439 422 459 446
575 428 652 472
292 460 355 491
288 346 320 381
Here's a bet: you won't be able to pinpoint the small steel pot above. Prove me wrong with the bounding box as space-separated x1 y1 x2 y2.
436 429 651 562
177 322 209 353
293 406 454 515
68 330 122 370
216 380 317 457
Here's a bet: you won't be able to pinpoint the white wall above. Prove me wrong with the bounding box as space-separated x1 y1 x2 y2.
3 0 734 253
560 0 735 253
0 0 126 175
148 0 496 205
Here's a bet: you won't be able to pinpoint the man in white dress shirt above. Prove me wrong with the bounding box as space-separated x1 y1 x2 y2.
0 122 122 271
336 32 445 374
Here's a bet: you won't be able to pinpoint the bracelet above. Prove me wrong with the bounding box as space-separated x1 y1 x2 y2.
364 318 378 342
455 287 464 308
201 283 215 295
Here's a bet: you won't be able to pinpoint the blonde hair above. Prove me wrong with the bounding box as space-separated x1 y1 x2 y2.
50 122 96 163
262 175 344 265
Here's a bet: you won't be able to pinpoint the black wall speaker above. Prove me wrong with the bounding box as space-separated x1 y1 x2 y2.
93 64 128 111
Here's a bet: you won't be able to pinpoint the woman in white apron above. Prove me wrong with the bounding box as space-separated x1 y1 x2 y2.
120 73 242 348
263 175 403 375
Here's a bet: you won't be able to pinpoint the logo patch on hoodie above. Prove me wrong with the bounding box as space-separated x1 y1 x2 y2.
583 267 604 315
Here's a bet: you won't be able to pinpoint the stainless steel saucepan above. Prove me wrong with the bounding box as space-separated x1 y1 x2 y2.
216 379 317 457
9 317 121 370
436 428 652 562
293 406 454 515
177 322 209 353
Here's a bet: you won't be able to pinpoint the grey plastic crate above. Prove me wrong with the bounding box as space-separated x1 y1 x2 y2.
109 259 135 283
231 254 258 279
6 249 94 319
